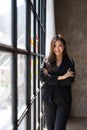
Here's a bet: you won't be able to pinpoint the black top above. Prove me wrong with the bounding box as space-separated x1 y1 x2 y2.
40 57 75 104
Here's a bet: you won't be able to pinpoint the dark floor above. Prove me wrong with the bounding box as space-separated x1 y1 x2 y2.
44 117 87 130
67 117 87 130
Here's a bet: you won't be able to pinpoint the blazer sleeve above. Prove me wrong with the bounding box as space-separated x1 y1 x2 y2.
58 59 75 87
40 58 58 85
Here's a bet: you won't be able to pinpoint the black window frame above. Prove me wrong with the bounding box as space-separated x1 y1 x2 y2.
0 0 46 130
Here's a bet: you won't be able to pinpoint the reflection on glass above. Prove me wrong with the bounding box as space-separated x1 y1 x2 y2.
31 103 34 130
36 20 38 53
18 115 26 130
41 5 44 25
36 57 38 91
0 52 12 130
36 0 38 14
40 89 43 118
31 56 34 98
0 0 11 45
31 0 33 4
36 96 38 129
17 55 26 117
31 11 34 52
17 0 26 49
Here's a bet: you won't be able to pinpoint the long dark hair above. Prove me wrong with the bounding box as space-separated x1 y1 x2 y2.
48 34 69 65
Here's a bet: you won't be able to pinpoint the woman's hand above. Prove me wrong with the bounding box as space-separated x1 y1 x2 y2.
58 68 75 80
43 68 48 75
64 68 75 78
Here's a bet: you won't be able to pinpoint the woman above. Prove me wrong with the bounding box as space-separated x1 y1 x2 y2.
40 34 75 130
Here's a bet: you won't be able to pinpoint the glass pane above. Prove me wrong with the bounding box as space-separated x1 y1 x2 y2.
31 103 34 130
31 56 34 98
36 0 38 14
0 52 12 130
36 20 39 53
17 0 26 49
41 31 45 55
0 0 11 45
31 0 33 4
31 11 34 52
36 95 38 129
41 4 44 24
18 116 26 130
36 57 38 91
17 55 26 117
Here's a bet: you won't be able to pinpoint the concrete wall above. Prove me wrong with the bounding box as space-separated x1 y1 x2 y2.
54 0 87 117
46 0 56 56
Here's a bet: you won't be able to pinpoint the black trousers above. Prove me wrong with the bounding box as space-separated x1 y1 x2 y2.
44 102 71 130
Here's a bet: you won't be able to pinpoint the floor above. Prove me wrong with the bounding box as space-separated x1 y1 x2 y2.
67 117 87 130
43 117 87 130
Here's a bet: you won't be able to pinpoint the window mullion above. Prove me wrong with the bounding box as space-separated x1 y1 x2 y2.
12 0 18 129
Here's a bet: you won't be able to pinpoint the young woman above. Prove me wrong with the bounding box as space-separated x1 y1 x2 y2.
40 34 75 130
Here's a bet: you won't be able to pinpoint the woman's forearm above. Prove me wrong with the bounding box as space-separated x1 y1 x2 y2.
58 75 65 80
58 68 74 80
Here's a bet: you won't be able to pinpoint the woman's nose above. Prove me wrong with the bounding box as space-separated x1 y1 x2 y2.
56 47 59 51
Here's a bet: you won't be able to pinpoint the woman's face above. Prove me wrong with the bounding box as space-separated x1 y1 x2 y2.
53 40 64 57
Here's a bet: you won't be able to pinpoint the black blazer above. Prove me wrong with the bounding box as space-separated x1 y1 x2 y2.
40 57 75 104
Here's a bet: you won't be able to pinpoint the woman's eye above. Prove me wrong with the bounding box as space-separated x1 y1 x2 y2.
59 45 63 47
54 45 57 48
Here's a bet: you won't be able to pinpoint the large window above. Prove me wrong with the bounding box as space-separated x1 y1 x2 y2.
17 54 26 117
17 0 26 49
0 0 11 45
0 0 46 130
0 52 12 130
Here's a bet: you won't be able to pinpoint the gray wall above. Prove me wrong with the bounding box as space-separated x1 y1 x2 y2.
54 0 87 117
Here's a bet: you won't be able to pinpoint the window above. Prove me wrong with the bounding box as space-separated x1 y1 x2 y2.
0 52 12 130
0 0 11 45
17 54 26 117
36 56 39 91
31 55 34 98
17 0 26 49
0 0 46 130
36 20 39 53
31 11 34 52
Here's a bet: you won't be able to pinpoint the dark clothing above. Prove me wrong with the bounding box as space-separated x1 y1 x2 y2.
44 102 71 130
40 57 75 130
40 57 75 104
